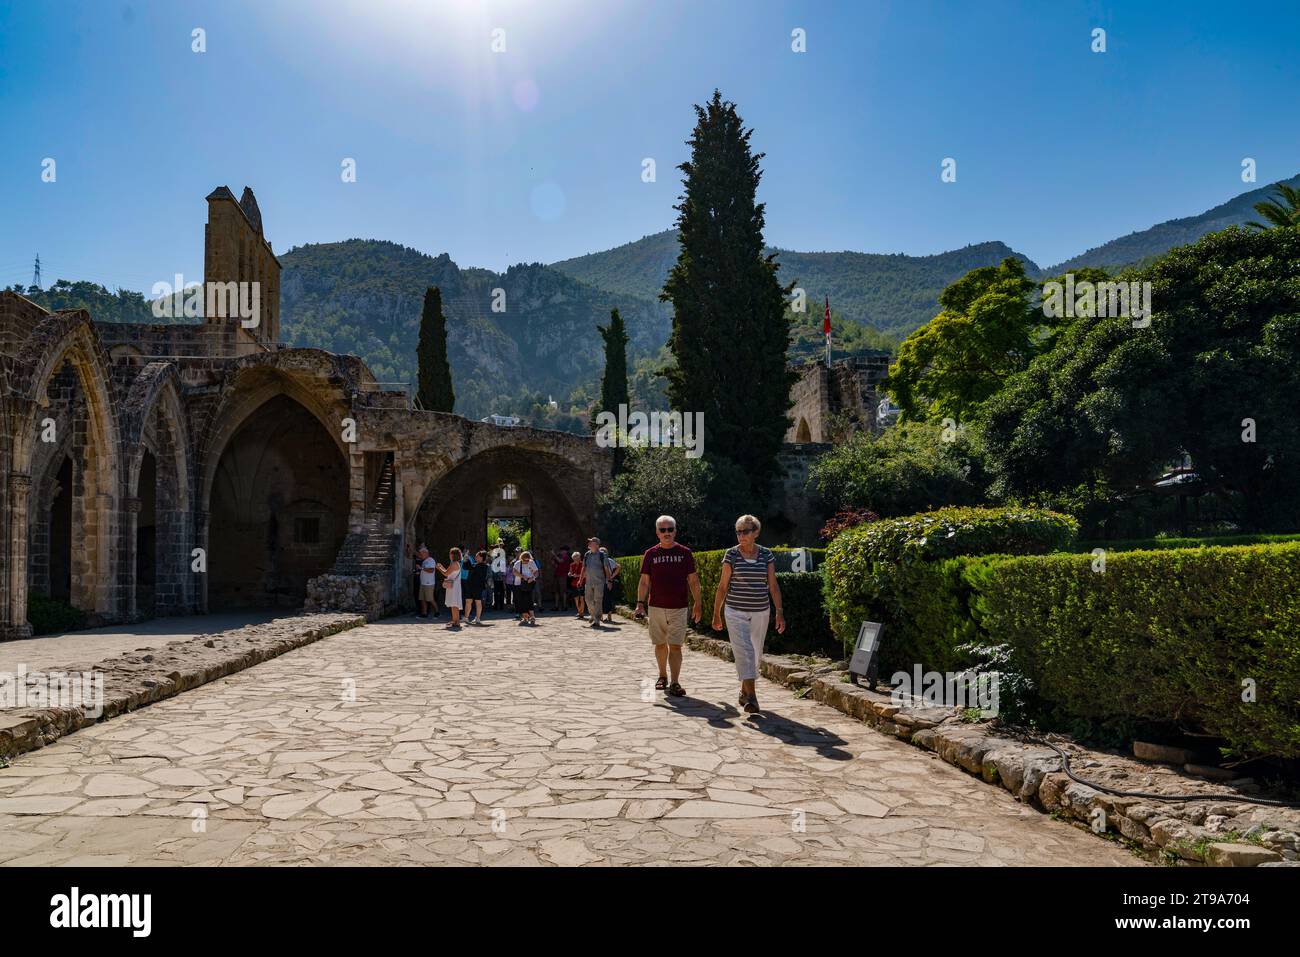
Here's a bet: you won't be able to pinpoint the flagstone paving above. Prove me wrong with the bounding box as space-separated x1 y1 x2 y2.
0 612 1141 866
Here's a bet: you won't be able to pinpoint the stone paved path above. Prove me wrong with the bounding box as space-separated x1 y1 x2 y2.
0 612 1141 866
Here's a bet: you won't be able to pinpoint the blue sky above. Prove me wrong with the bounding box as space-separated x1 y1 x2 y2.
2 0 1298 292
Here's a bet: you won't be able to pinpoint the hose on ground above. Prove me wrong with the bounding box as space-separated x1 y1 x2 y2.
1019 733 1300 809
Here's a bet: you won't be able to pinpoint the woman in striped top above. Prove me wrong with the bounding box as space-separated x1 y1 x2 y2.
711 514 785 713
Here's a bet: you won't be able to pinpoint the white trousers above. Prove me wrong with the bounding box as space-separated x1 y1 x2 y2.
725 606 770 681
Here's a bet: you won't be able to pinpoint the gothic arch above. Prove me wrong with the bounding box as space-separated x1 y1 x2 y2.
122 364 194 616
12 311 122 620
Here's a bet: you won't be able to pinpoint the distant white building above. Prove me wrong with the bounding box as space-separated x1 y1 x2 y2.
876 396 901 429
481 413 522 427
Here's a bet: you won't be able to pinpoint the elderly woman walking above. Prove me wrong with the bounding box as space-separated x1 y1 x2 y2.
436 547 464 630
711 514 784 713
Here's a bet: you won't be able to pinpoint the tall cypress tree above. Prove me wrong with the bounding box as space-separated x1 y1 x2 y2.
416 285 454 412
661 90 795 503
595 307 631 471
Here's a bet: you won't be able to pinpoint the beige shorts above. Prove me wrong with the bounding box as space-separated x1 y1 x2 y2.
418 584 440 602
648 605 688 646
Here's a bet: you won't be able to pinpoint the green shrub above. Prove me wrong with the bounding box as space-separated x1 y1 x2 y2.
27 593 87 635
823 506 1078 666
968 542 1300 760
769 572 836 656
1075 532 1300 553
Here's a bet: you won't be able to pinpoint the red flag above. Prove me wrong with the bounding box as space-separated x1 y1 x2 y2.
823 296 832 336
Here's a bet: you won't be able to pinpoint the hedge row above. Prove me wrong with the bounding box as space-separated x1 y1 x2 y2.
1076 532 1300 553
822 507 1078 673
968 543 1300 759
614 547 835 655
825 511 1300 758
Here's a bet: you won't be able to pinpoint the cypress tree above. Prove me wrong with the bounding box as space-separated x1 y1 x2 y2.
661 90 796 503
595 307 631 471
416 285 454 412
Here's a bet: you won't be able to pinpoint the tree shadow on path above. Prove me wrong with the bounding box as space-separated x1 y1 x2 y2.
657 695 853 761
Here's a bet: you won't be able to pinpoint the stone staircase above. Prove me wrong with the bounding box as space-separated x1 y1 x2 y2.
304 460 399 618
330 460 396 577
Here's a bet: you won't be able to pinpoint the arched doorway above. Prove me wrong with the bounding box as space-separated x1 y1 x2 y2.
207 394 349 608
26 352 118 621
411 448 588 585
127 376 193 618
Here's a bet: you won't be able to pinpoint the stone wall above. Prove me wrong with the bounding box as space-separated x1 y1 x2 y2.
784 355 892 443
303 573 390 619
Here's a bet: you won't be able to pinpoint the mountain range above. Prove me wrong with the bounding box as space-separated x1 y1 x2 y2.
16 175 1296 426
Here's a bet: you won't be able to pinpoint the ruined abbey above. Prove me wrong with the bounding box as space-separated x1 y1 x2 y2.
0 187 610 639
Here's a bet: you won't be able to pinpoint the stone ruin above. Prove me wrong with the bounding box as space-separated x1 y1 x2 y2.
0 186 611 638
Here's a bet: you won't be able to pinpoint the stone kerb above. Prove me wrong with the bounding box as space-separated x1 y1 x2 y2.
0 612 365 761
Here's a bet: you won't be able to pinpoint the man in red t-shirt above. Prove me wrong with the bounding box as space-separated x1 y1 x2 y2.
634 514 701 697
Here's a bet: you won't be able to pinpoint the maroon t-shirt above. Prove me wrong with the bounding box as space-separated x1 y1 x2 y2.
640 543 696 609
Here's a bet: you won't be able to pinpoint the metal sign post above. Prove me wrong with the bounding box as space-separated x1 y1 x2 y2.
848 621 883 690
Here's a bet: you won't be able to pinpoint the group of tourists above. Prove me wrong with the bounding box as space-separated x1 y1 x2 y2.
410 536 623 630
412 543 540 630
409 512 785 714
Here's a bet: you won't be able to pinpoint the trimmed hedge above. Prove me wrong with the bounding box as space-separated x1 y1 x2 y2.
825 515 1300 758
770 571 835 656
614 547 834 655
822 507 1078 670
968 543 1300 760
1076 532 1300 553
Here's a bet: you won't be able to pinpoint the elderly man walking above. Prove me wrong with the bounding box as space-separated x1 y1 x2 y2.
634 515 701 697
416 545 439 619
577 536 611 630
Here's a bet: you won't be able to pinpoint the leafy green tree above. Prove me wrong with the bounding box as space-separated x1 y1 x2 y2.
887 257 1039 423
416 286 454 412
1247 183 1300 230
807 420 985 518
597 446 725 554
661 90 796 504
982 226 1300 532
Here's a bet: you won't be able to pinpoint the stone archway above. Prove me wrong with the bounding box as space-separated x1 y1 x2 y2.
206 394 349 609
410 447 589 576
122 365 193 619
21 338 120 624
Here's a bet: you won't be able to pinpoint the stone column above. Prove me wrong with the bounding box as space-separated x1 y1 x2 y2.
3 473 33 639
195 508 209 614
123 496 141 621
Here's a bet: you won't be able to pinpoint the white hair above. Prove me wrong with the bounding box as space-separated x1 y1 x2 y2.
735 514 762 534
655 515 677 529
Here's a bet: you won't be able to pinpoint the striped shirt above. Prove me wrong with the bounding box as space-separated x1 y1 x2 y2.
723 545 774 612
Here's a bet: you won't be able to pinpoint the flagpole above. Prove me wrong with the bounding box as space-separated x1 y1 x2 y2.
824 295 832 367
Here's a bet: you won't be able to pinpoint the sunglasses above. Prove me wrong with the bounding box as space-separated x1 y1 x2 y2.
736 527 757 534
657 526 676 533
